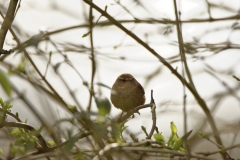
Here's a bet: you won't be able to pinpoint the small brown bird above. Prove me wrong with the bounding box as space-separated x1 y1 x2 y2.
110 73 145 112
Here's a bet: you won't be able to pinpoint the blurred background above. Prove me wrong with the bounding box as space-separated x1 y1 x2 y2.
0 0 240 159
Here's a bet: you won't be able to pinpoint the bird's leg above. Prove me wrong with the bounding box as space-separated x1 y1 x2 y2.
117 111 124 122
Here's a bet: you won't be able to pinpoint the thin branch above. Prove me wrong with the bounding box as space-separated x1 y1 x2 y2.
173 0 191 158
87 1 96 112
43 50 52 78
48 38 85 111
46 14 240 36
197 142 240 156
205 0 213 19
173 0 196 90
117 104 152 123
205 69 240 101
0 0 18 50
147 90 156 139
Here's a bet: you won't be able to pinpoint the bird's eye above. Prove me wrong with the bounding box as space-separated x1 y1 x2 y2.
119 78 126 82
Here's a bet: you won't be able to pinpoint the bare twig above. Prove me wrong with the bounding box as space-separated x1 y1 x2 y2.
173 0 191 158
0 0 18 50
48 38 85 111
147 90 156 139
197 142 240 156
87 1 96 112
173 0 196 90
46 15 240 36
117 104 152 123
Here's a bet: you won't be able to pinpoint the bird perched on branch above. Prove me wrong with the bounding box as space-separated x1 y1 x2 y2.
110 73 145 112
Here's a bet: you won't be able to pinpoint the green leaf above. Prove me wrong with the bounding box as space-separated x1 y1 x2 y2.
121 126 128 132
172 130 192 150
15 56 27 73
10 145 16 156
168 134 178 147
74 152 84 159
63 137 78 152
3 101 12 111
92 123 108 141
14 138 26 146
232 75 240 81
0 98 3 105
0 98 12 112
53 62 62 72
154 133 165 142
82 32 90 38
168 122 178 146
170 122 177 134
48 141 55 146
0 69 12 96
11 129 21 136
198 131 209 139
95 96 111 116
130 133 138 142
18 145 28 155
28 136 37 147
172 138 183 150
49 51 52 57
0 148 2 154
68 105 77 113
141 126 146 131
111 125 122 143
